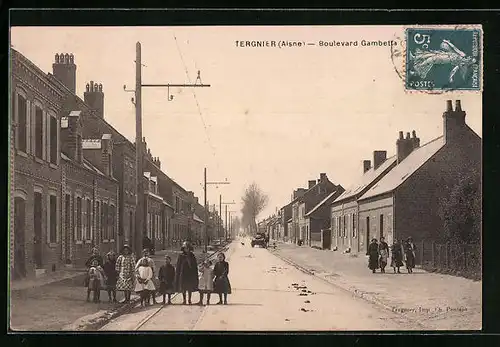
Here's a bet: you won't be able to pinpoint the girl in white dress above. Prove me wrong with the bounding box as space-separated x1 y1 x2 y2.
197 260 214 306
135 258 155 306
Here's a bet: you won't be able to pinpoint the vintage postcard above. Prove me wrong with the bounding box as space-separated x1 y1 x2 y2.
9 24 482 332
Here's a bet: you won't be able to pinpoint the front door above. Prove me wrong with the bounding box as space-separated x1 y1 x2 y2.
33 192 43 268
14 197 26 279
379 214 384 240
64 194 71 263
366 216 370 252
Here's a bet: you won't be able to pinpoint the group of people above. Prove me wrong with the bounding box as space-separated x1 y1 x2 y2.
84 241 231 307
366 236 417 274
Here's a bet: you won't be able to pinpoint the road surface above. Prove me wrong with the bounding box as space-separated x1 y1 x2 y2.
100 238 419 331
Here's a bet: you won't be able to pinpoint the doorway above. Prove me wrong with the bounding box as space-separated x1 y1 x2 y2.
379 214 384 240
14 197 26 279
366 216 370 251
33 192 43 268
64 194 71 263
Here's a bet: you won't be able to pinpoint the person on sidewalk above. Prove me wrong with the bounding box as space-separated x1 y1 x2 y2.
103 251 118 303
174 241 199 305
197 260 215 306
135 258 155 307
86 259 105 303
136 248 158 305
115 244 136 303
213 253 231 305
367 238 380 274
390 240 404 274
404 237 417 274
378 237 390 273
84 247 104 288
158 255 176 305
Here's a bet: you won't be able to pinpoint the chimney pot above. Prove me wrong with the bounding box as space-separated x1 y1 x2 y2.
399 131 403 140
308 180 316 189
412 130 416 138
373 150 387 170
363 160 371 173
455 100 462 112
446 100 453 111
406 132 411 139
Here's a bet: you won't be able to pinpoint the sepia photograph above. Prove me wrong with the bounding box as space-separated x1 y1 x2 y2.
9 23 482 332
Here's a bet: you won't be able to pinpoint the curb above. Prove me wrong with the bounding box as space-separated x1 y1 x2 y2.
66 243 232 331
270 249 430 330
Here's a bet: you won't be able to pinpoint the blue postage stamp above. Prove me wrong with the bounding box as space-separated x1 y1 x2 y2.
405 27 481 91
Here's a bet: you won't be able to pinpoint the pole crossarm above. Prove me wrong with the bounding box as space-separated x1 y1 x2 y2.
206 181 230 185
142 84 211 88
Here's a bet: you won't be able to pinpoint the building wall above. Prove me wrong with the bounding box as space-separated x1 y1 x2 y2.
358 195 394 253
331 200 360 252
145 193 163 251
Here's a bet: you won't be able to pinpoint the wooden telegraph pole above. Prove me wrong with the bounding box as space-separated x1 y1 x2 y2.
203 169 229 252
125 42 211 257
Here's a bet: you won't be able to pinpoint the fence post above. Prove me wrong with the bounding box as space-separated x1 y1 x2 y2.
420 240 424 266
431 241 435 268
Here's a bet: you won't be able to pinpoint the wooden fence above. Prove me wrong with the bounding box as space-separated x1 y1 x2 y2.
420 240 481 279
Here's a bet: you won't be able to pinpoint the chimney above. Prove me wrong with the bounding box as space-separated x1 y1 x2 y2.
396 130 416 164
320 173 327 182
308 180 316 189
373 151 387 170
84 81 104 118
411 130 421 148
61 111 83 163
443 99 466 144
363 160 371 173
101 134 113 177
53 53 76 93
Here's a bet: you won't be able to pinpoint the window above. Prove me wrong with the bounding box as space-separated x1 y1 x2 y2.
102 203 108 240
175 196 180 213
87 199 92 240
49 195 57 243
352 213 357 238
34 107 43 159
76 197 82 241
17 94 27 152
34 191 43 242
110 205 115 240
50 116 58 165
343 215 346 238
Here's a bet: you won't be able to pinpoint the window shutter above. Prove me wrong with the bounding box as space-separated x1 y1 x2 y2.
26 99 31 153
46 194 50 243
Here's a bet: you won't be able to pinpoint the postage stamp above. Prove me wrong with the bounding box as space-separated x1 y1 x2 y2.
405 27 482 92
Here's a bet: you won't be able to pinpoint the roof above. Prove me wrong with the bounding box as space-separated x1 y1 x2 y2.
305 190 339 217
359 136 445 200
334 155 397 204
162 200 174 210
61 152 112 181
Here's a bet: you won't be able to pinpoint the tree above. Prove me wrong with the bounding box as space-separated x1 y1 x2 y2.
241 182 269 233
439 168 481 244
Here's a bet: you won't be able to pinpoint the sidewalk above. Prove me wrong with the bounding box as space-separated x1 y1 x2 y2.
271 242 481 330
9 244 224 331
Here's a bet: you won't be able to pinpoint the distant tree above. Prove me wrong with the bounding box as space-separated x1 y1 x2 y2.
241 182 269 234
439 168 481 244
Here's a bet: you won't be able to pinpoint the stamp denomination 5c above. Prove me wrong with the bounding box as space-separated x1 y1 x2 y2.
405 27 482 92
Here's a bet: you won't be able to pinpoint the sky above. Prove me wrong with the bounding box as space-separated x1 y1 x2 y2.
10 26 482 219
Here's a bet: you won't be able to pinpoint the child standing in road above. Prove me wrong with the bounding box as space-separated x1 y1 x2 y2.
197 260 215 305
158 255 176 305
135 258 155 307
213 253 231 305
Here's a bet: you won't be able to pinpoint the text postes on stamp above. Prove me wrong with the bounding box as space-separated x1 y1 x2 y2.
405 27 482 92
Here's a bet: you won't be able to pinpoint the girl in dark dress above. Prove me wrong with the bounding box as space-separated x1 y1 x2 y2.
367 238 380 273
174 241 199 305
158 255 176 305
213 253 231 305
102 251 118 303
404 237 417 274
391 240 404 274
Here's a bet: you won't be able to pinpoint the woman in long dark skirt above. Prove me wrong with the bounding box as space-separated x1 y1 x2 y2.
213 253 231 305
378 237 390 273
158 255 176 304
367 238 380 273
391 240 404 274
404 237 417 274
102 251 118 303
174 241 199 305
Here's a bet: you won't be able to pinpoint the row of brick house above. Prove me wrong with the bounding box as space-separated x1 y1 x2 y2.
262 100 481 259
10 49 216 280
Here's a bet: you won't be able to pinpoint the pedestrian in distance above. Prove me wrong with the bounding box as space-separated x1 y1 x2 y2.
86 259 105 303
135 258 155 307
174 241 199 305
115 244 136 303
158 255 176 305
367 238 380 273
213 253 231 305
390 239 404 274
378 237 390 273
197 260 215 306
136 248 158 305
404 237 417 274
103 251 118 303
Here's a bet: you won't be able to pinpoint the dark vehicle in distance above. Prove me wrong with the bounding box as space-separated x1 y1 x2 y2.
251 232 268 248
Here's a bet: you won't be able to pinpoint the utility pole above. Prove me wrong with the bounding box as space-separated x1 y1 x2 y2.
203 168 229 253
228 210 236 240
125 42 210 258
219 194 222 240
221 201 235 240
